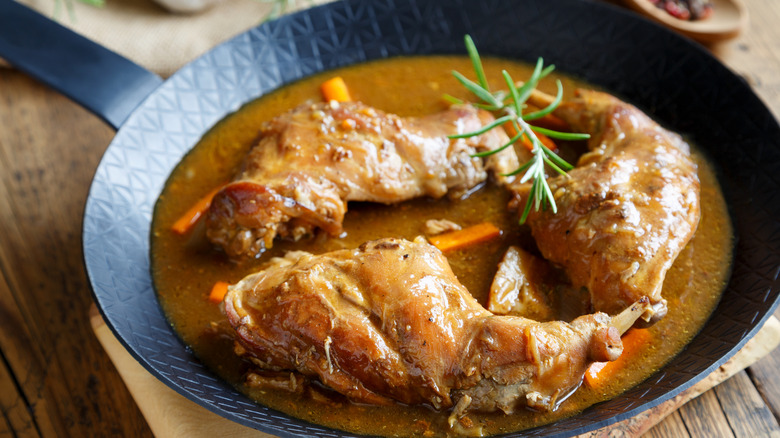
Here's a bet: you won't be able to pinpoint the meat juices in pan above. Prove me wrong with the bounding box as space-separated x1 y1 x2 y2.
151 56 731 437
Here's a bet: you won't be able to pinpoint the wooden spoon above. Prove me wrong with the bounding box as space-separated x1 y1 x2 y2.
622 0 748 43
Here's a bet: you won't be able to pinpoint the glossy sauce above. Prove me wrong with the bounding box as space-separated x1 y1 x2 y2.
151 56 733 436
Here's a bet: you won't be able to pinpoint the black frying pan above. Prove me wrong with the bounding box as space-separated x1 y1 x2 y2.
1 0 778 436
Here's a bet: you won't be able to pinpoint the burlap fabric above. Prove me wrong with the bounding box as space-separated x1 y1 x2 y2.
13 0 332 77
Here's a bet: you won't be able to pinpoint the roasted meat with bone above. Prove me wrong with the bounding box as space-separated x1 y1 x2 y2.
224 237 649 418
514 89 700 323
206 101 518 258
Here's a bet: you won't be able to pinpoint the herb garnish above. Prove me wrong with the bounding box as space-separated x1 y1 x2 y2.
447 35 589 224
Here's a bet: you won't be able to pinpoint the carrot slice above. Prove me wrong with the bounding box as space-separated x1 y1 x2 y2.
531 113 569 132
520 129 558 153
585 328 652 388
503 122 558 153
171 186 222 235
503 120 520 138
320 76 352 102
428 222 501 252
208 281 230 304
585 362 608 386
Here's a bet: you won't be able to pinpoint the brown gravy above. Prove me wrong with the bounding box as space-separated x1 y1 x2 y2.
151 56 733 436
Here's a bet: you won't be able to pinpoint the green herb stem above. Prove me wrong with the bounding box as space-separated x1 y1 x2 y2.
450 35 590 224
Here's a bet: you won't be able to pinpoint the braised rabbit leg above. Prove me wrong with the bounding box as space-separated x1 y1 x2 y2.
207 102 518 258
515 89 700 324
224 237 649 416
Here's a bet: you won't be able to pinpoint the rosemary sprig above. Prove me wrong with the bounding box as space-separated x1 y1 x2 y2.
449 35 589 224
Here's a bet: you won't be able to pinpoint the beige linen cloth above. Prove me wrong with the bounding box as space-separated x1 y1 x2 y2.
13 0 333 77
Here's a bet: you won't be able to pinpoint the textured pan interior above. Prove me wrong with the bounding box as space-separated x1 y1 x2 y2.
83 0 780 436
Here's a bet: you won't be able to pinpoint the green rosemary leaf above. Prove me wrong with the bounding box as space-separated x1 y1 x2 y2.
464 35 490 90
541 145 574 171
452 71 501 107
503 159 534 177
472 132 523 158
524 80 563 120
449 114 513 139
532 125 590 141
514 58 544 106
534 176 547 210
473 102 506 112
443 94 465 105
519 180 538 224
540 64 556 79
519 159 541 184
451 35 589 223
543 154 569 176
542 180 557 213
502 70 524 115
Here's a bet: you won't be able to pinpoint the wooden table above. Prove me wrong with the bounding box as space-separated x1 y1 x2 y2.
1 1 779 437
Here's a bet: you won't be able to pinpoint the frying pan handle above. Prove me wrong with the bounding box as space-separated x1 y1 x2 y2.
0 0 163 130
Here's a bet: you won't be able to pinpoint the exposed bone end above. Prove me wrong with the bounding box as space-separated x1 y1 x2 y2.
589 298 654 362
611 297 654 335
589 326 623 362
448 395 472 428
633 299 669 328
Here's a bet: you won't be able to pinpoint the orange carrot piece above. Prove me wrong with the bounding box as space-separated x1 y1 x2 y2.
503 120 520 138
531 113 569 132
208 281 230 304
503 122 558 153
171 186 222 235
428 222 501 252
585 328 652 388
519 129 558 153
320 76 352 102
585 362 608 386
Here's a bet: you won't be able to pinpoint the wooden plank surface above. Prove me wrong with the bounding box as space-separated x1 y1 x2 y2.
716 371 780 437
750 351 780 422
680 391 736 437
0 344 38 438
0 72 153 437
0 0 779 437
644 411 690 438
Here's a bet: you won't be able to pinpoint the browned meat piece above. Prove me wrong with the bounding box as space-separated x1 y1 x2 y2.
487 246 556 321
514 90 700 324
224 237 649 418
206 101 518 257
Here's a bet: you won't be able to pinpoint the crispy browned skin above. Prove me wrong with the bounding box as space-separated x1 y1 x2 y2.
224 237 625 416
206 101 518 258
516 90 701 323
